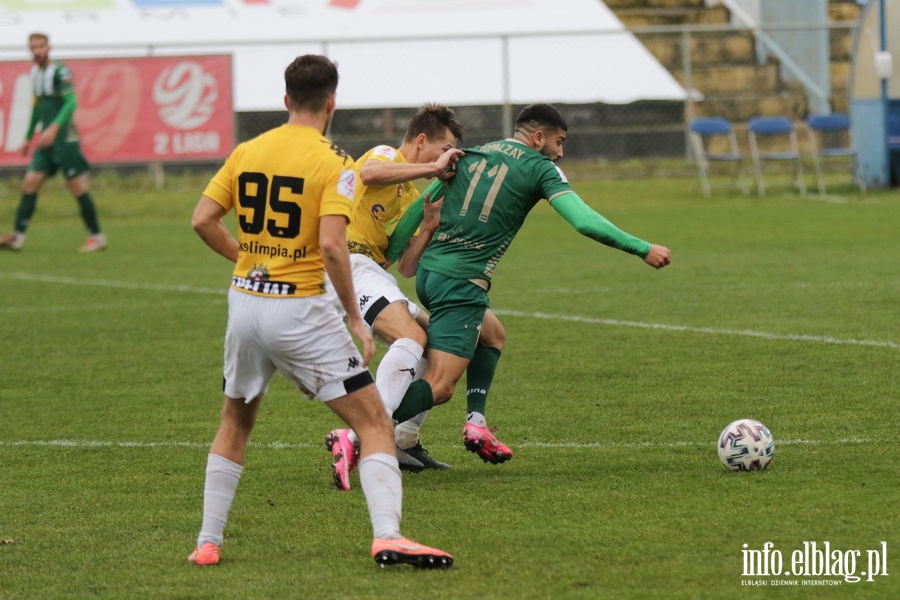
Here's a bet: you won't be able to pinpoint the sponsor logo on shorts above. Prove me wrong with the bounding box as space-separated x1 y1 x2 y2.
231 264 296 295
359 294 372 312
231 276 296 296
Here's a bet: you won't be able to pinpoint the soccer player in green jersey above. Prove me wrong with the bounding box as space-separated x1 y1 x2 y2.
0 33 107 253
385 104 672 464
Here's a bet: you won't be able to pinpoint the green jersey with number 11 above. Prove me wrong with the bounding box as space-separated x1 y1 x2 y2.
419 139 573 283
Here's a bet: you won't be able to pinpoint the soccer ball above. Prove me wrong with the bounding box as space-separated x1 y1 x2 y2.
717 419 775 472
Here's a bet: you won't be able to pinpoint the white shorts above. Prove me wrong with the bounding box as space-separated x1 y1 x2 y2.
326 253 422 336
223 288 372 403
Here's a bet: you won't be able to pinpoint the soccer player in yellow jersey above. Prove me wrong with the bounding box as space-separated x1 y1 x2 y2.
324 104 465 487
188 55 452 569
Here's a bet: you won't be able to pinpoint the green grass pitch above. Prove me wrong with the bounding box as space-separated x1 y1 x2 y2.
0 171 897 599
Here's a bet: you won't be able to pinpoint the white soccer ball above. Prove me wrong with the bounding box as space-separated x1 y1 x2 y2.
717 419 775 472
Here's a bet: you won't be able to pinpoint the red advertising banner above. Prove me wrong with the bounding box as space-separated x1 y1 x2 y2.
0 54 233 166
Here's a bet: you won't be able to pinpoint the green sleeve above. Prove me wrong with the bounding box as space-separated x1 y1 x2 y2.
550 192 651 258
53 92 77 128
384 179 446 262
24 100 39 140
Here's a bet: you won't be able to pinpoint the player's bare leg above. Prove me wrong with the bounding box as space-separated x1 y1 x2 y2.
189 395 261 565
326 301 430 485
327 384 452 568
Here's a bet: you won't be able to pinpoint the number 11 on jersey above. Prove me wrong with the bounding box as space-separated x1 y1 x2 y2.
459 158 509 223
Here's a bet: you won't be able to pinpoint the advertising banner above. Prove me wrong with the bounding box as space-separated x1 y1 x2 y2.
0 54 233 166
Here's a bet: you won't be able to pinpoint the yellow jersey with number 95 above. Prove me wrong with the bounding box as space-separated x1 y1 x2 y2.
346 145 419 265
203 124 357 298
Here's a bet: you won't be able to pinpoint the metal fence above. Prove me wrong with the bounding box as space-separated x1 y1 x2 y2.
0 18 860 173
226 20 857 164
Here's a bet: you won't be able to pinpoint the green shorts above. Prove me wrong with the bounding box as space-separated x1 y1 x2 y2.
29 141 90 179
416 267 489 359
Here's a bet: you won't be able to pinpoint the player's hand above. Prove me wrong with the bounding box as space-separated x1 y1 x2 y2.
347 315 376 366
17 140 30 156
643 244 672 269
435 148 464 180
36 124 59 149
422 193 444 232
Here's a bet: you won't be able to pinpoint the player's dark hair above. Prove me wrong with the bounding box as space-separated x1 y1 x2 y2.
515 104 568 134
284 55 339 113
404 103 466 143
28 32 49 44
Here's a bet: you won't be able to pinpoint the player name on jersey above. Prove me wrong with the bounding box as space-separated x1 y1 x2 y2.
477 142 526 160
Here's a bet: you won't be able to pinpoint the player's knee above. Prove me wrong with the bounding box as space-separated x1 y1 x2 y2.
480 318 507 351
66 178 89 197
374 303 426 347
221 397 259 433
21 179 39 195
406 326 427 349
480 332 505 352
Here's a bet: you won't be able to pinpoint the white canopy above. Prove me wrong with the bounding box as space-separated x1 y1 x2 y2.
0 0 686 111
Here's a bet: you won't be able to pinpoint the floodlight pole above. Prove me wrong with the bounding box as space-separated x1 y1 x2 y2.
879 0 890 182
501 36 512 140
682 28 694 160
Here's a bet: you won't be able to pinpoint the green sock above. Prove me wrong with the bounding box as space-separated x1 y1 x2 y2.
76 193 101 234
466 346 501 416
14 194 37 232
392 379 434 423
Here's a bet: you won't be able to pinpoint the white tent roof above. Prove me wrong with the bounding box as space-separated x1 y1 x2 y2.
0 0 685 110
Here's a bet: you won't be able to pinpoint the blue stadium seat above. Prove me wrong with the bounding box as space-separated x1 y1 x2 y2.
747 116 806 196
688 117 749 198
806 113 865 195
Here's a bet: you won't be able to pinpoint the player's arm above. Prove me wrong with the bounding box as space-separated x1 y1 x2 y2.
321 214 376 366
360 147 463 185
18 99 39 156
53 91 77 127
550 192 671 269
192 195 239 263
396 193 443 278
384 179 446 267
37 91 76 149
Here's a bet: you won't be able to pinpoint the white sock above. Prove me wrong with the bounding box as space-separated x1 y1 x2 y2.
375 338 424 415
197 454 243 547
394 410 430 449
358 453 402 539
412 356 428 381
466 411 487 428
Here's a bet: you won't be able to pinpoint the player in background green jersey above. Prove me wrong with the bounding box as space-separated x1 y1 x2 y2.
0 33 107 253
384 104 672 464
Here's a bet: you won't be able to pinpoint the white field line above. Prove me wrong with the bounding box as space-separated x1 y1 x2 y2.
0 438 876 451
0 272 225 295
519 438 875 448
493 309 900 349
3 271 898 349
